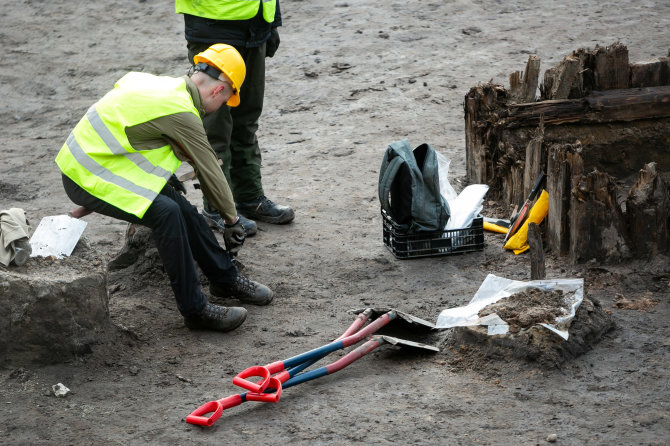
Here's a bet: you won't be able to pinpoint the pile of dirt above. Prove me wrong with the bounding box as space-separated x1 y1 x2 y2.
478 287 571 333
6 237 105 280
107 224 162 276
444 295 614 370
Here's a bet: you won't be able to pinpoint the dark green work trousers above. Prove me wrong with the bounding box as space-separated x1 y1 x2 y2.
188 42 266 206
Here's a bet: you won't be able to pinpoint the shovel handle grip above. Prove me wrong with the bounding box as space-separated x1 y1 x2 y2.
186 394 243 426
232 366 272 393
245 377 284 403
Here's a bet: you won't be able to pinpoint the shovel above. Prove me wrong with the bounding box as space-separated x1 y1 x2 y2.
186 308 439 426
285 307 435 377
232 308 436 395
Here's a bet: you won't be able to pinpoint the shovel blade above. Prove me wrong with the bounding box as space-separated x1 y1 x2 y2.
30 215 87 258
379 335 439 352
351 307 436 333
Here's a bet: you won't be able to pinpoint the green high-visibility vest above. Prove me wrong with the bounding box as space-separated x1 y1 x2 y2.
56 72 199 218
176 0 277 23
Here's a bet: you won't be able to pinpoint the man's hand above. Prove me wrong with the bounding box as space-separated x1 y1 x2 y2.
168 174 187 195
266 28 280 58
223 218 246 255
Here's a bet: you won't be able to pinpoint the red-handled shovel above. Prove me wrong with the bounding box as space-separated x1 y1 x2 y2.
186 335 437 427
186 309 438 426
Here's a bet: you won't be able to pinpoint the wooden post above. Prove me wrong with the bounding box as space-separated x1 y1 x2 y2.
509 55 541 103
528 222 546 280
631 57 669 88
547 143 582 256
464 84 508 184
625 162 670 257
524 121 545 198
542 55 581 99
570 170 630 262
593 42 630 90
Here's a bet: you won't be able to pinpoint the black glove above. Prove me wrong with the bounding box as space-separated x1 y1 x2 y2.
223 219 246 255
266 28 280 58
168 174 186 195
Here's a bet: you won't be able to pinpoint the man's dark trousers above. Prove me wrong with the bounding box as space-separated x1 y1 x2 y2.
62 174 237 317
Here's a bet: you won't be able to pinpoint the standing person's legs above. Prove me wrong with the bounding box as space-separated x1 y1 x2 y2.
188 42 235 193
189 42 265 202
228 44 265 202
187 42 259 235
188 41 294 224
230 43 294 223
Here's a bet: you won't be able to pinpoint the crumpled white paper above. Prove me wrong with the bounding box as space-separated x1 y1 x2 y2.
52 382 70 398
435 274 584 340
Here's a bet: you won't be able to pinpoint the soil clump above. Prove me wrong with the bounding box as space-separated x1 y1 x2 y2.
478 287 571 332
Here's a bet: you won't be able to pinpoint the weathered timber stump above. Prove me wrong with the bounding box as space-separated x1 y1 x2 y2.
465 43 670 263
527 223 546 280
0 239 113 366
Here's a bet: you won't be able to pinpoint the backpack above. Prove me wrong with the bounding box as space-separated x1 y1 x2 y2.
378 139 450 232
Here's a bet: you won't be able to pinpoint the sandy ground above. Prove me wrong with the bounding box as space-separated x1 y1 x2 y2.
1 0 670 444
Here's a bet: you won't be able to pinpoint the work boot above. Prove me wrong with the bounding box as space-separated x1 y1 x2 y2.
202 208 257 236
236 196 294 224
210 275 274 306
184 302 247 332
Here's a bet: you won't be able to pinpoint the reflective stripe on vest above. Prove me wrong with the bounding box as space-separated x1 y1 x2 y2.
176 0 276 23
56 73 198 218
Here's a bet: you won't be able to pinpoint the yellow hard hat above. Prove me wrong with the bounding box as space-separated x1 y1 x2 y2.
193 44 246 107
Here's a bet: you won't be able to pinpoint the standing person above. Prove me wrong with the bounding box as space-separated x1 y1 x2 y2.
176 0 295 236
56 44 273 333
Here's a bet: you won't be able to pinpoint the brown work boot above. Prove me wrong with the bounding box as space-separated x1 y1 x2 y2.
184 303 247 332
210 275 274 306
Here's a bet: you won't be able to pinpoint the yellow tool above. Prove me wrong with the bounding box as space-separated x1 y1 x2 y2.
484 222 509 234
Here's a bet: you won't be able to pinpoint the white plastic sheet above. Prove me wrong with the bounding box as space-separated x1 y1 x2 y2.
435 274 584 340
436 152 488 230
436 152 457 204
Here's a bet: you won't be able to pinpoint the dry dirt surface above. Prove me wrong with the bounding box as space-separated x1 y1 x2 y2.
2 0 670 444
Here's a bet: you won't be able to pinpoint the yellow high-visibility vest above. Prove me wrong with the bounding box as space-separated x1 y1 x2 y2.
56 72 199 218
176 0 277 23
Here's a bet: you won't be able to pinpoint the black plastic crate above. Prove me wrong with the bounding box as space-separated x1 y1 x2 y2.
382 210 484 259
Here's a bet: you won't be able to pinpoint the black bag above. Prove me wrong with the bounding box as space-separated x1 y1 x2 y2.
378 139 450 232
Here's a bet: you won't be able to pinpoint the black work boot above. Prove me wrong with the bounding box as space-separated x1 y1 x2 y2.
236 196 294 224
210 275 274 306
184 303 247 332
202 208 257 236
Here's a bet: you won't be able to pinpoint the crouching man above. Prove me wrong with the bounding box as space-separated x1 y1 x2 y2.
56 44 272 332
